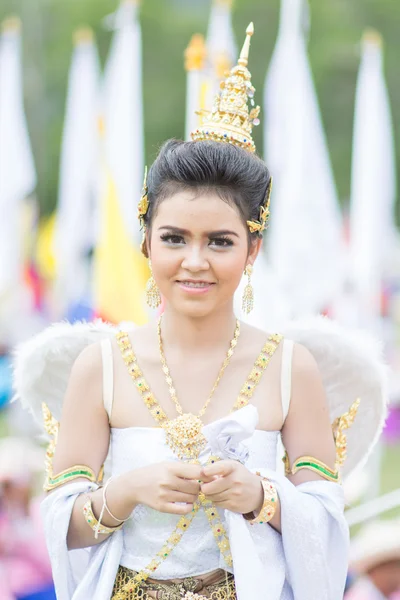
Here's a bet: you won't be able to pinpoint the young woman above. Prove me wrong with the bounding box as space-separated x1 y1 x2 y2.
14 24 386 600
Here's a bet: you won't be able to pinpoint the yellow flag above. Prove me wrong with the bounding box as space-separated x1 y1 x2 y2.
94 171 149 325
36 214 56 280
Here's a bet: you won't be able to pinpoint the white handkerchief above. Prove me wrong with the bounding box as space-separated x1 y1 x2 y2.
202 404 259 464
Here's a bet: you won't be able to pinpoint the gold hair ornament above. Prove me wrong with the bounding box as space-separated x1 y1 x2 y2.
137 165 149 228
191 22 260 152
247 177 272 234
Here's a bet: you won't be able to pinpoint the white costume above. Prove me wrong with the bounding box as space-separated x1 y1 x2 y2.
14 316 388 599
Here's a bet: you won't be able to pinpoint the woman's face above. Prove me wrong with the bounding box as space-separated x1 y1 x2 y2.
148 190 261 318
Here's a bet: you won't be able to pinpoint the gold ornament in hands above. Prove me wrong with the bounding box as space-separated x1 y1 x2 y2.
191 22 260 152
242 264 254 314
158 316 240 460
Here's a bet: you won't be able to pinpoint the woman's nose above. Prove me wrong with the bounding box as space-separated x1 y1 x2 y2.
181 245 209 272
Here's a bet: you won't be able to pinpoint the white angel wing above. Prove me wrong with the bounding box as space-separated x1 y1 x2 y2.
13 320 117 426
282 316 389 478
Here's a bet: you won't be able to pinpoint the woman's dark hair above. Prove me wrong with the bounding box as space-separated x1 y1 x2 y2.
143 139 271 253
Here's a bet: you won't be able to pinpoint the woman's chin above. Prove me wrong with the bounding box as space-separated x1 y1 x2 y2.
164 296 217 318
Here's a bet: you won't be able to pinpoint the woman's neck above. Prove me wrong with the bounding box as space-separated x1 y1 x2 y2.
160 304 238 353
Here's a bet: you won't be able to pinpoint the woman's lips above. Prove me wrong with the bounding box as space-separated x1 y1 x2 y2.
176 280 215 294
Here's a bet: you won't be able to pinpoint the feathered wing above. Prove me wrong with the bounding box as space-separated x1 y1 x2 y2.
13 320 117 426
13 316 388 481
282 316 389 478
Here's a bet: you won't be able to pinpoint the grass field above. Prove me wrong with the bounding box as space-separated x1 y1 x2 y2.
381 443 400 518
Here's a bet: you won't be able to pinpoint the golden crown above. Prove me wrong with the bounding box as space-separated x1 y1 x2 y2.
191 22 260 153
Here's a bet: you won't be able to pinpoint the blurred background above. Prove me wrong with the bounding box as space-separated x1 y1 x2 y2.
0 0 400 598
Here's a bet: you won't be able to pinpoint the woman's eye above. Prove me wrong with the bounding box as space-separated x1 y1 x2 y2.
160 234 185 245
209 237 234 247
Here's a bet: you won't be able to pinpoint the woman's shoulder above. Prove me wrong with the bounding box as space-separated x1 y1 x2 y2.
240 322 319 376
73 340 104 380
109 321 156 362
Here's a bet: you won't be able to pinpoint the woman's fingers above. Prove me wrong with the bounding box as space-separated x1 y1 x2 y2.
171 463 203 481
201 477 230 496
166 491 198 504
172 476 201 495
162 502 195 515
207 492 231 504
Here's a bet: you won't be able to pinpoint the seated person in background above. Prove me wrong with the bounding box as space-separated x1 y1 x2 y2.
0 437 56 600
345 518 400 600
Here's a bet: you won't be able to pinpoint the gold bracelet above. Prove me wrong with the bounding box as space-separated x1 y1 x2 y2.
244 474 277 525
83 497 123 539
44 465 97 491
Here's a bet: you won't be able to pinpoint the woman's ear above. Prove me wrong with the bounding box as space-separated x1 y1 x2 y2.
141 231 150 259
247 236 263 266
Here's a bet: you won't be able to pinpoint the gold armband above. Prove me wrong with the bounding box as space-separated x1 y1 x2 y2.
42 402 105 491
284 453 339 483
83 497 123 539
44 465 97 491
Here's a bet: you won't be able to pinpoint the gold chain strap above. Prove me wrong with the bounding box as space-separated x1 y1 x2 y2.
116 331 282 425
157 317 241 418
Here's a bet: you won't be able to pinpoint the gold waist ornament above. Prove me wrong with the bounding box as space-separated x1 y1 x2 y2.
112 566 236 600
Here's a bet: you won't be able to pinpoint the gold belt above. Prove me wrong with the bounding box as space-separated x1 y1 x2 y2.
112 566 237 600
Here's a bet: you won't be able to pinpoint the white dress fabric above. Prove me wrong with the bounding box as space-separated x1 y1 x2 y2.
41 339 349 600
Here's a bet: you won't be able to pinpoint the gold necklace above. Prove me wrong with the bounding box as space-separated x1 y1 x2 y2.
157 316 240 460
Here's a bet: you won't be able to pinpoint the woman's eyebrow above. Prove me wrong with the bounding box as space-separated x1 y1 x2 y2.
158 226 239 238
208 230 239 238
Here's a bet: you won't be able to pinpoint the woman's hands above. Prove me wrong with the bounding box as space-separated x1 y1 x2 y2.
122 459 266 518
126 462 203 515
200 460 264 515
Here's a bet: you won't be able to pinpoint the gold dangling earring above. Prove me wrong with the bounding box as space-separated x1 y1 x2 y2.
146 262 161 308
242 265 254 314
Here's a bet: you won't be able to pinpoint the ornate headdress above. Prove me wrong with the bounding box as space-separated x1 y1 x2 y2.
191 22 260 153
138 23 270 236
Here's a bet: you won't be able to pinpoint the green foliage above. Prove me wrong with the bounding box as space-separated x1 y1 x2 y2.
1 0 400 215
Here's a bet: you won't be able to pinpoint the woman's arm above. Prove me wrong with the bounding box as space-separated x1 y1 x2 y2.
48 343 203 550
262 342 337 531
282 342 337 485
50 343 137 549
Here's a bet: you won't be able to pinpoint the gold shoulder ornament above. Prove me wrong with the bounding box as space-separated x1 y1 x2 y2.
284 398 361 483
42 402 103 492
